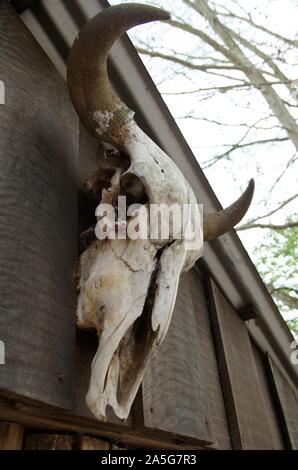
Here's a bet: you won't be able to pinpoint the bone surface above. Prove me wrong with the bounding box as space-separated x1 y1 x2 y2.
67 3 254 422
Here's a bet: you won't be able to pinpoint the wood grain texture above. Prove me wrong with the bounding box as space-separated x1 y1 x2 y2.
209 279 276 449
0 421 23 449
252 345 285 449
193 271 231 449
76 435 109 450
142 269 213 443
24 433 73 450
268 357 298 449
0 396 205 450
0 1 78 408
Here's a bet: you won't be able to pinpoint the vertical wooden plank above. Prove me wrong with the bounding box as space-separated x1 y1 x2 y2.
142 270 213 443
0 1 78 408
24 433 74 450
209 279 276 449
193 271 231 449
268 357 298 449
252 345 285 449
0 422 23 450
77 435 109 450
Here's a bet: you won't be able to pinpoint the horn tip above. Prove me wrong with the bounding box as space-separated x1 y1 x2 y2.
147 6 171 21
248 178 255 190
246 178 255 202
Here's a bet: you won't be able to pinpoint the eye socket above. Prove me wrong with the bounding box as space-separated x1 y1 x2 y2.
120 172 148 205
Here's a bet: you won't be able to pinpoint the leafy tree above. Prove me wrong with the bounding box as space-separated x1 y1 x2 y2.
253 224 298 333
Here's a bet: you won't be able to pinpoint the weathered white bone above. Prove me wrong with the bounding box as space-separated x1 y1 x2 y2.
68 3 254 422
77 120 202 420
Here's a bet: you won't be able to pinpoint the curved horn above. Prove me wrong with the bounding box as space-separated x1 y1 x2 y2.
67 4 170 143
203 179 255 241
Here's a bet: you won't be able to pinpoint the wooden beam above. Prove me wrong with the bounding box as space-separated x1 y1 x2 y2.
77 435 109 450
207 278 277 449
0 422 23 450
267 357 298 449
251 345 285 449
0 397 208 450
24 433 73 450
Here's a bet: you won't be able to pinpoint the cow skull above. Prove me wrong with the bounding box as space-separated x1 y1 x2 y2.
67 3 254 422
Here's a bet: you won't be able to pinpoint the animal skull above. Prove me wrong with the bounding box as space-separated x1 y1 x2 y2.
67 3 254 422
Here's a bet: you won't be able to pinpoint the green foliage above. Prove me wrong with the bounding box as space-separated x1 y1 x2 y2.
287 317 298 334
253 224 298 334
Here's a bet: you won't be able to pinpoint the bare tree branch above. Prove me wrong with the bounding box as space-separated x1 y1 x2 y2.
241 192 298 225
236 221 298 231
217 9 298 49
161 80 292 95
229 30 295 94
136 46 238 71
203 137 288 169
269 287 298 310
268 153 298 194
179 0 298 152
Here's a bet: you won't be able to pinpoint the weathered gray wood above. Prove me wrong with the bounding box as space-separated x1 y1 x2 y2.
252 345 285 449
209 279 276 449
0 421 23 450
24 433 73 450
0 396 205 450
142 269 213 443
0 1 78 408
193 271 231 449
268 357 298 449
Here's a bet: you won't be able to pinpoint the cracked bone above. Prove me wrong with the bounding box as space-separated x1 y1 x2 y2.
67 3 255 421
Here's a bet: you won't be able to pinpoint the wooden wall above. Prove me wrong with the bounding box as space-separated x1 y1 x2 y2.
0 0 78 409
208 280 279 449
267 357 298 449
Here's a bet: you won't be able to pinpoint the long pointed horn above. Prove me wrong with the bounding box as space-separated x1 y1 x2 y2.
67 4 170 143
203 179 255 241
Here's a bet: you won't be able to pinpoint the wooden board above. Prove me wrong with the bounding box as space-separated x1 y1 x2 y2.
142 269 213 443
0 1 78 409
24 433 73 450
0 421 23 450
193 271 231 449
77 435 109 450
209 279 276 449
252 345 285 449
268 357 298 449
0 396 206 450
